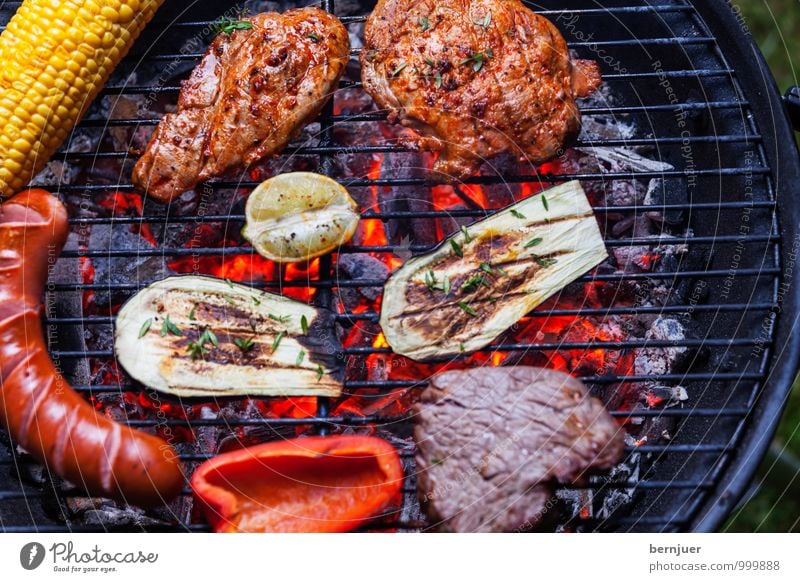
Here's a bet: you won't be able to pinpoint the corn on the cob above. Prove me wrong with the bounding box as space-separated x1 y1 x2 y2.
0 0 164 197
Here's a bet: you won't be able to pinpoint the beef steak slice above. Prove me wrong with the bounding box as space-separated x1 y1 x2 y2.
414 366 625 532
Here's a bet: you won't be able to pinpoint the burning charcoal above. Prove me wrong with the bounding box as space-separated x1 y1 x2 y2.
643 384 689 408
379 152 439 247
106 92 149 151
336 254 390 301
634 317 688 376
333 0 365 16
652 238 690 274
612 245 657 272
611 214 637 237
592 450 642 522
575 146 674 173
31 160 79 187
11 454 49 487
66 497 169 528
243 1 286 13
89 224 175 310
632 214 655 237
579 114 636 142
346 24 365 72
479 152 519 207
47 234 93 387
644 178 687 225
65 128 98 154
603 179 647 207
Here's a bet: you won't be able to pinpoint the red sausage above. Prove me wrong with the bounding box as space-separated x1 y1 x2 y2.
0 189 184 507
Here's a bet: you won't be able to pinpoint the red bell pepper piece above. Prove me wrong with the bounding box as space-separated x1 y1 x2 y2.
191 435 404 532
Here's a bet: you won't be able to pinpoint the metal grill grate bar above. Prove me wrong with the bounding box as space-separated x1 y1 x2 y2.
62 200 777 226
45 269 782 294
42 302 777 326
39 167 771 194
75 100 756 128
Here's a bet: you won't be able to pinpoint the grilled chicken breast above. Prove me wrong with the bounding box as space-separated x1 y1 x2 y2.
133 8 349 203
361 0 601 180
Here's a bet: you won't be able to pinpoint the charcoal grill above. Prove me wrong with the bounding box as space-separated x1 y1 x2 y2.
1 0 799 533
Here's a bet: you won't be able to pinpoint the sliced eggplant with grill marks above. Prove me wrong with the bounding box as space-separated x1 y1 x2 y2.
379 181 608 360
115 276 342 397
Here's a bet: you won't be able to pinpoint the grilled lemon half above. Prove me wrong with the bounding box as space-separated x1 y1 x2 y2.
243 172 360 263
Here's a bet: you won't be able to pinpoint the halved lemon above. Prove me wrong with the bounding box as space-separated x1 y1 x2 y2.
243 172 360 263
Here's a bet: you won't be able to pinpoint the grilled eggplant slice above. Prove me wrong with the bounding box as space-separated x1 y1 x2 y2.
380 181 608 360
115 276 342 397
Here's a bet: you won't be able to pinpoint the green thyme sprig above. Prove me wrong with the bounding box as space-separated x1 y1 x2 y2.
211 17 253 35
160 315 182 337
233 337 255 353
460 48 493 72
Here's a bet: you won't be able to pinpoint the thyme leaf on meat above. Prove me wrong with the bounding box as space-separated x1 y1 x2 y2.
187 328 217 360
434 72 443 88
200 328 219 348
233 337 255 353
211 17 253 35
418 16 432 32
457 301 478 317
461 49 491 72
307 32 320 43
160 315 182 337
187 341 207 360
271 330 286 353
480 262 494 274
460 275 490 293
424 269 438 291
138 318 152 339
535 257 558 268
524 237 543 248
391 61 408 77
188 306 197 320
425 270 451 294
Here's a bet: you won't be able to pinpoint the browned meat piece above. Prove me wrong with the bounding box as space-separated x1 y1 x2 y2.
414 367 624 532
133 8 349 203
361 0 601 180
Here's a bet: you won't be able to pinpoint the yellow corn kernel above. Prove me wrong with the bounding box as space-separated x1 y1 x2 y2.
0 0 164 197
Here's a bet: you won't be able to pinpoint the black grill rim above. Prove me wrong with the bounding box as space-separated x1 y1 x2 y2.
684 0 800 532
0 0 798 533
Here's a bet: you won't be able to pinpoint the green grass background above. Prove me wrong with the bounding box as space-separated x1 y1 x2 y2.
720 0 800 532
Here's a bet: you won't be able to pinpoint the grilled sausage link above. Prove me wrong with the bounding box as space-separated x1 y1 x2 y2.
0 189 183 507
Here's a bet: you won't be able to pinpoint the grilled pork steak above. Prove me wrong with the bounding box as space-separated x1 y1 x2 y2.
361 0 601 180
414 367 624 532
133 8 349 202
